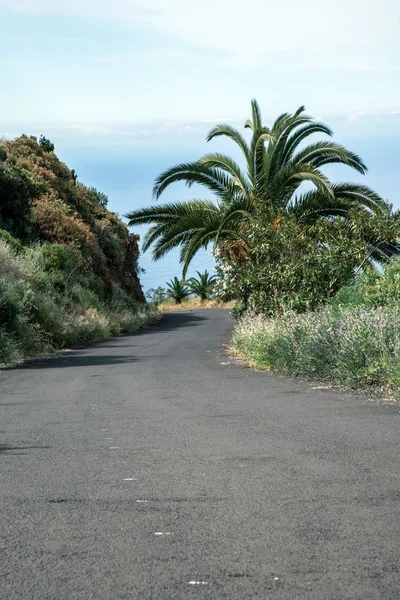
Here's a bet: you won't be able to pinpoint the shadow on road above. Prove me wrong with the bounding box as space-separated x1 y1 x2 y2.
10 312 211 370
90 312 209 347
138 311 209 333
0 443 50 456
19 354 141 370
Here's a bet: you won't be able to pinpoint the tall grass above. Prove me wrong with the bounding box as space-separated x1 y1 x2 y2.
232 259 400 397
0 241 160 367
157 297 236 312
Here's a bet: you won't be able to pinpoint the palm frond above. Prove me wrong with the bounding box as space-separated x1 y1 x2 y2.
180 229 218 277
288 183 388 223
293 141 367 174
269 162 334 208
281 122 333 165
249 129 274 193
253 131 272 197
196 153 250 194
244 98 264 132
206 124 251 167
330 183 387 213
152 162 232 199
267 115 314 183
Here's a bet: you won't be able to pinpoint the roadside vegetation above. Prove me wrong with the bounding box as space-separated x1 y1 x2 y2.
0 135 158 367
145 270 231 311
128 100 400 398
232 262 400 396
158 297 235 312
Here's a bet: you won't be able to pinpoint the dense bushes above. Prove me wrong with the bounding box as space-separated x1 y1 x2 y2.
0 135 145 302
0 241 159 367
233 307 400 394
0 162 39 238
232 258 400 397
214 209 400 317
0 134 159 366
331 259 400 310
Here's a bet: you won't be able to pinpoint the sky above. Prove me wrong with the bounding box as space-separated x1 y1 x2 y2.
1 0 399 126
1 0 399 290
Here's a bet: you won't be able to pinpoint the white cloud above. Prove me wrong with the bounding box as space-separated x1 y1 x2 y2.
2 0 399 71
4 109 399 141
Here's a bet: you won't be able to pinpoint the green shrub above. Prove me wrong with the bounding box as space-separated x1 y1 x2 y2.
0 327 23 366
0 239 160 367
332 258 400 311
0 279 28 328
0 229 24 252
36 242 81 273
70 284 104 311
109 282 139 312
0 162 40 239
214 211 400 316
89 186 108 208
0 273 44 363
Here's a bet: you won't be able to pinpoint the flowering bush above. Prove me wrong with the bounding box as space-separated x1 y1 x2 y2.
1 135 146 302
32 193 96 249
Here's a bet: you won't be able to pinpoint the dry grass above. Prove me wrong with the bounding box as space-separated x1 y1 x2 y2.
158 297 236 312
231 308 400 398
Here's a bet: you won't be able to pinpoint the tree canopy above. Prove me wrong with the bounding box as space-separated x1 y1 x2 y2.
126 100 393 276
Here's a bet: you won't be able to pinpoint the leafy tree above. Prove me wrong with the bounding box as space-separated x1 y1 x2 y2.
145 286 168 304
126 100 393 276
187 270 217 300
166 276 190 304
214 208 400 316
89 186 108 208
39 135 55 153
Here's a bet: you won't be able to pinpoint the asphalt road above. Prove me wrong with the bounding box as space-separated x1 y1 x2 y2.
1 309 399 600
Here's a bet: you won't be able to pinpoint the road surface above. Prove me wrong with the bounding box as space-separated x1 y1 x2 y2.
1 309 399 599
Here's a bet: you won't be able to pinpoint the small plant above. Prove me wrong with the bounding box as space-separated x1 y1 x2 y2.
166 276 190 304
187 270 217 300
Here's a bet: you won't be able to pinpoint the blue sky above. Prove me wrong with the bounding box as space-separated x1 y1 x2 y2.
1 0 399 128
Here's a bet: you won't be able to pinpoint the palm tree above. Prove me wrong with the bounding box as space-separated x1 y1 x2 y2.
166 276 190 304
126 100 391 275
187 270 217 300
